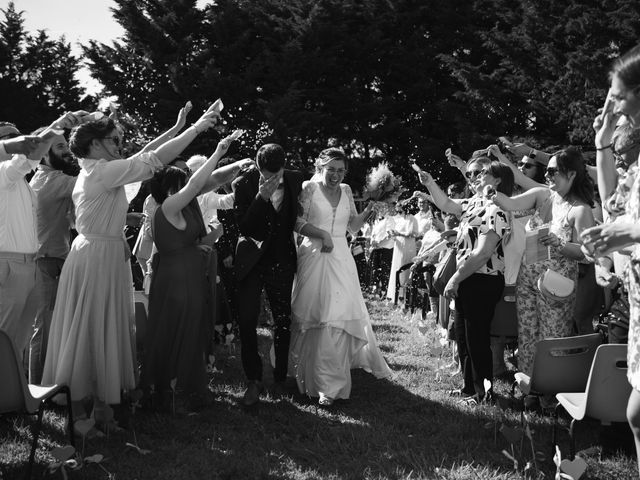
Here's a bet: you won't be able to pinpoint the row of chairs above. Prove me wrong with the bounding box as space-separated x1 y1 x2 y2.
0 293 148 479
513 333 631 458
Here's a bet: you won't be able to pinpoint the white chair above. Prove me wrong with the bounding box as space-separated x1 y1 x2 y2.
554 344 631 458
0 329 74 479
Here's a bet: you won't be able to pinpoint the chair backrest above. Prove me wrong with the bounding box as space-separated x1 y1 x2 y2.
530 333 602 395
0 329 29 413
584 344 631 424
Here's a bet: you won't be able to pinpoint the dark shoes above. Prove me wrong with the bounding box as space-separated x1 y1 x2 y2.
242 381 264 406
271 380 288 398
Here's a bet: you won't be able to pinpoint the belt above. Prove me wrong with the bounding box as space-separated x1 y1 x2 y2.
77 233 131 261
0 251 36 262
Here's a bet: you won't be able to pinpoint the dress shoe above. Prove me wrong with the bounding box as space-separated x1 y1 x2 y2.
318 393 334 406
242 381 264 406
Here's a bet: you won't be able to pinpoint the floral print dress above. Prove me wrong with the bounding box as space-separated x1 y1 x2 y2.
516 192 578 376
626 167 640 390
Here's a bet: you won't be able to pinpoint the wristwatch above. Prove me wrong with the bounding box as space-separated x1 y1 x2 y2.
529 148 537 159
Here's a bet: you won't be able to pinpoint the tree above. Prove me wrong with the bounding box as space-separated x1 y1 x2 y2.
0 2 83 132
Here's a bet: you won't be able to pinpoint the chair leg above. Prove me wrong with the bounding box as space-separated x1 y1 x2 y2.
63 386 75 447
568 418 577 460
552 403 561 450
26 406 44 480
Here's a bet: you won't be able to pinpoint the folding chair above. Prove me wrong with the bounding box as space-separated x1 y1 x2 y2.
512 333 602 401
0 329 74 479
554 344 631 458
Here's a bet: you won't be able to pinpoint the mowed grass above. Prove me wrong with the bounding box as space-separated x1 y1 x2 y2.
1 297 638 479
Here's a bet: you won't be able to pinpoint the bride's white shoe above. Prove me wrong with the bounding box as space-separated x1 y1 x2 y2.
318 393 334 406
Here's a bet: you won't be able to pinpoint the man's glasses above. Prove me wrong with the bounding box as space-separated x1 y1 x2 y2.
545 167 560 177
465 170 482 180
102 136 121 147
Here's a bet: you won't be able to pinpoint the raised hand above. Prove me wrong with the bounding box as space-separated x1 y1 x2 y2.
50 110 92 130
175 101 193 130
417 170 434 187
593 93 619 149
193 101 223 133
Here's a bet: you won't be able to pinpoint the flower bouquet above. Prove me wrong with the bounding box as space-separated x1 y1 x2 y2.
362 162 406 204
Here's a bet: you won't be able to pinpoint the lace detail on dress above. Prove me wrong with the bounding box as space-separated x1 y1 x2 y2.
295 180 318 233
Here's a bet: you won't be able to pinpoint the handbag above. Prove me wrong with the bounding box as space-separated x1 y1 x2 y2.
537 268 574 303
432 248 457 296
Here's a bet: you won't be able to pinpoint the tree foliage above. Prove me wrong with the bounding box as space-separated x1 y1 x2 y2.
0 2 83 132
4 0 640 192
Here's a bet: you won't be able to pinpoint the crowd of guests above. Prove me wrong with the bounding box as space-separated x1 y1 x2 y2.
3 43 640 475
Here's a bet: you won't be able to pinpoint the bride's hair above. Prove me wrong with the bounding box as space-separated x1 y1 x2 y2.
315 148 347 171
310 147 347 182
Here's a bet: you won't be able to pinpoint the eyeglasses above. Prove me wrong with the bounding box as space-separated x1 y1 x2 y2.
102 136 121 147
465 170 482 179
480 168 493 177
519 162 536 170
325 167 346 175
545 167 560 177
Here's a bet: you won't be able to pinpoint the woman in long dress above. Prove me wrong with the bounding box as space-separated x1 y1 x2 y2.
289 148 392 406
386 202 418 300
142 134 250 411
42 105 220 424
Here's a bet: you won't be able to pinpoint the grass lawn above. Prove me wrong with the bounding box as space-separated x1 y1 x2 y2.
1 297 638 479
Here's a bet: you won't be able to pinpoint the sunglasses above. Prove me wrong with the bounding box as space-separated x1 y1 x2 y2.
519 162 536 170
465 169 482 180
102 136 121 147
545 167 560 177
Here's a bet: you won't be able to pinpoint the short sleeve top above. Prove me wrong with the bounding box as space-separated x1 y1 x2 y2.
455 195 510 276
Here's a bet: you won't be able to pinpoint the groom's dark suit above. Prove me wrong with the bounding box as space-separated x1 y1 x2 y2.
233 168 303 383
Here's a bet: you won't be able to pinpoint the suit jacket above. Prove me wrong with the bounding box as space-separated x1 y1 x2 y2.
233 169 303 280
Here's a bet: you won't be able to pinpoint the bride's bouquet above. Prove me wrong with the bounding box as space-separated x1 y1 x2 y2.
362 162 406 204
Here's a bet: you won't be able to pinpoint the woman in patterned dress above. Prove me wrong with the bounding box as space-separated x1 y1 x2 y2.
493 148 595 396
582 44 640 475
418 159 514 402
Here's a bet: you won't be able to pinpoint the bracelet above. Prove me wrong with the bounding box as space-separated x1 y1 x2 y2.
596 144 612 151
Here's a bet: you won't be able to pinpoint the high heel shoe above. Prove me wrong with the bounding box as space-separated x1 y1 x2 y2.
318 393 334 406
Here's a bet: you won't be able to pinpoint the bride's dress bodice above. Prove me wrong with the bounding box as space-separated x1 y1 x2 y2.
295 181 357 239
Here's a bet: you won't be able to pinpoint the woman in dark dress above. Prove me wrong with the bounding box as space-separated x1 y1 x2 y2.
142 131 251 410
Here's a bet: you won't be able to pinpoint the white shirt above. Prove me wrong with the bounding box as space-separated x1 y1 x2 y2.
370 216 395 249
270 179 285 211
415 211 433 237
197 191 234 226
0 155 40 253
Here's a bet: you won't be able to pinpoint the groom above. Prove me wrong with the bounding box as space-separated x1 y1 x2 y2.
233 143 303 406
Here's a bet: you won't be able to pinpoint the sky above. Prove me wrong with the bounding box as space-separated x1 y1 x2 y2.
7 0 124 94
5 0 210 95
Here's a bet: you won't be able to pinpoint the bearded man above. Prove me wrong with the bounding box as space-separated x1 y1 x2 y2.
28 131 78 383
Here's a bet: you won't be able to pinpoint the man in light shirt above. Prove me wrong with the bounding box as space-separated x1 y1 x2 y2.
0 123 53 358
28 131 78 383
368 208 395 298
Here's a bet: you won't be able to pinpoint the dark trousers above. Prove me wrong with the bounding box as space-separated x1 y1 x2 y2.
369 247 393 292
573 262 603 334
455 273 504 394
237 261 295 382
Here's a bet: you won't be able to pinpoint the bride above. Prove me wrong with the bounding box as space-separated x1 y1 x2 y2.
289 148 392 406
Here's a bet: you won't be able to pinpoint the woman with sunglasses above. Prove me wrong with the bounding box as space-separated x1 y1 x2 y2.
582 45 640 474
42 103 220 427
492 147 595 407
417 158 514 403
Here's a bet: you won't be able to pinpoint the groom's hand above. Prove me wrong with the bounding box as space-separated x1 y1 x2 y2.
258 173 280 201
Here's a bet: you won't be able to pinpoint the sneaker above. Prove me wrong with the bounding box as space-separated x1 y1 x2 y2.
242 381 264 407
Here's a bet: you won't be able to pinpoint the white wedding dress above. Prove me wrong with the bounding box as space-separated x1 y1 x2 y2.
289 181 392 400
